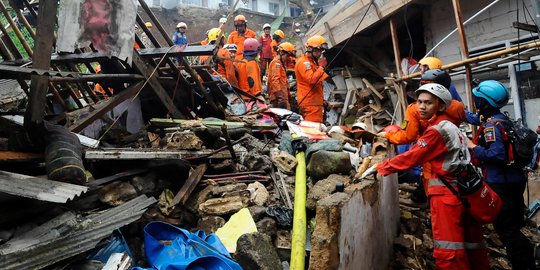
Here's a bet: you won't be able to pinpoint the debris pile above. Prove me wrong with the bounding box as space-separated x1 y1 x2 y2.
391 181 540 270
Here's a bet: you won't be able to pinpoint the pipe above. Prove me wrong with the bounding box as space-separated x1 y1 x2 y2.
290 135 307 270
398 40 540 81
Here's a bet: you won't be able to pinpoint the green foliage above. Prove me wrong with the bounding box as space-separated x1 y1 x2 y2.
0 5 35 59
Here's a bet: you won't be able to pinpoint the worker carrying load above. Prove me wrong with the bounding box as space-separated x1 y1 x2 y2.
227 15 257 60
267 42 296 110
294 35 329 122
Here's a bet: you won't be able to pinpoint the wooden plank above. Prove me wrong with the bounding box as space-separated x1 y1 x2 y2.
24 0 58 128
131 52 183 118
0 152 44 162
70 82 144 133
344 48 386 78
308 0 414 48
171 163 208 207
389 18 402 77
324 22 336 47
361 78 384 100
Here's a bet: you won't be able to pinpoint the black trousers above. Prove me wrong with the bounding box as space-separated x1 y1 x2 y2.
490 182 535 270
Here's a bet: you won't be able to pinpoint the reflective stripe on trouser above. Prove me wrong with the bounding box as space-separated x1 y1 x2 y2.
430 193 489 270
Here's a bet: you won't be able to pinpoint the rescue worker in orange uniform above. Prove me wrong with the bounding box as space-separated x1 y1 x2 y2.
378 83 489 270
227 15 257 60
380 69 465 204
198 28 222 66
267 42 295 109
381 69 465 144
216 45 239 88
271 29 284 58
294 35 329 122
237 38 262 97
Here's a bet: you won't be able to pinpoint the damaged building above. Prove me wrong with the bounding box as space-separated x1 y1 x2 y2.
0 0 539 269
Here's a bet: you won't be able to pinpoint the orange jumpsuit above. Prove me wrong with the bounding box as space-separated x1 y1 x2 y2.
270 39 278 58
385 100 465 144
294 54 328 122
216 48 239 88
238 58 262 97
267 56 291 109
227 29 257 60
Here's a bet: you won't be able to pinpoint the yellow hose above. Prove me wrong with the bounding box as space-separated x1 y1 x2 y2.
290 137 307 270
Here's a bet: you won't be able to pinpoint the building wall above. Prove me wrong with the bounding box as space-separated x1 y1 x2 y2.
423 0 539 127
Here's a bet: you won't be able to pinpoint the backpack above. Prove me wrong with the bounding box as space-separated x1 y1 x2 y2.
490 118 538 168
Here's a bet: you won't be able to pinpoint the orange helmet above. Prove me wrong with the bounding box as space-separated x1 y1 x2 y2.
234 15 247 23
95 65 101 73
273 29 285 39
278 42 296 54
418 57 442 69
306 35 326 50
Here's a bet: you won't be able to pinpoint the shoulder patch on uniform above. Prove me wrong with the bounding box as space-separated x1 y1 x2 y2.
417 139 427 147
484 127 496 142
275 63 281 68
303 61 311 70
400 120 409 130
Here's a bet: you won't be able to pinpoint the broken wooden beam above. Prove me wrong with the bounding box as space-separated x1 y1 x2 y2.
131 52 183 118
69 82 144 133
24 0 58 128
0 151 44 162
171 163 208 207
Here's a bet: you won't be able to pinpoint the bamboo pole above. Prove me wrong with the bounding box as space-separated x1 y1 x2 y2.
452 0 474 111
397 40 540 81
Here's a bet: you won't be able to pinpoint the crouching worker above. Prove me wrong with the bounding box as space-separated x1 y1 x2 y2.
377 83 489 270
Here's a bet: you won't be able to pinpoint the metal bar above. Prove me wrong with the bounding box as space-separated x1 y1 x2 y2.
66 62 99 103
70 82 143 133
24 0 58 128
84 149 231 160
49 74 146 83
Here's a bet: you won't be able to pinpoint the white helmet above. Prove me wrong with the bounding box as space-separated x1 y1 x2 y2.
415 83 452 107
223 43 238 52
177 22 187 29
219 17 227 24
263 23 271 29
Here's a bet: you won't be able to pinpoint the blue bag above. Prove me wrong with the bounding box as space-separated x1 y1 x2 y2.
134 221 242 270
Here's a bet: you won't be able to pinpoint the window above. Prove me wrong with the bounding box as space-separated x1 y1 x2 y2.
269 2 279 15
152 0 160 7
290 7 302 17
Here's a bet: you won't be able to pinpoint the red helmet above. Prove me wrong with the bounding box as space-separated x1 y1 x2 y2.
243 38 259 54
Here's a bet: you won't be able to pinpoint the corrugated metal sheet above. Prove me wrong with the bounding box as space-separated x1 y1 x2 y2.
0 170 88 203
0 195 156 270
